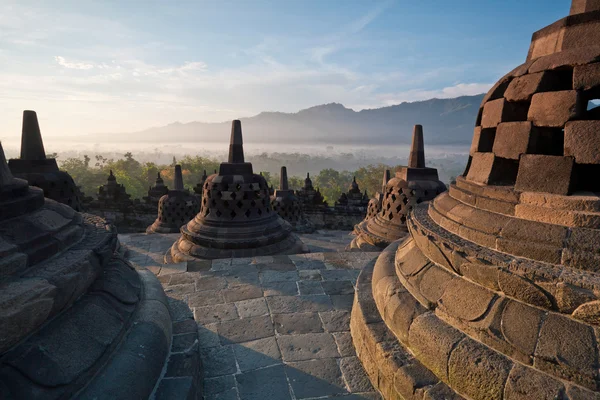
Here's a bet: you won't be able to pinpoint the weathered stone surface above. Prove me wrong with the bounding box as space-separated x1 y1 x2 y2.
497 271 552 308
297 280 324 295
273 312 324 335
528 91 583 127
222 284 263 302
340 356 374 392
217 315 274 344
481 98 527 128
334 332 356 357
233 337 281 372
236 365 292 400
448 339 512 400
286 358 345 398
504 71 557 102
320 310 351 332
193 303 238 324
535 313 597 388
505 364 565 400
408 313 464 380
200 346 237 377
235 298 268 318
266 295 332 313
573 62 600 90
492 122 535 160
515 155 574 195
564 121 600 164
439 278 496 322
501 300 544 360
277 332 339 361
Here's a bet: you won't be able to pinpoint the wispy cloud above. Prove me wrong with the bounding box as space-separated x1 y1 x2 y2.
349 0 395 34
54 56 94 70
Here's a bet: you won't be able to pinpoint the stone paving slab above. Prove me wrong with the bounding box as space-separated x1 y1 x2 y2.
120 231 381 400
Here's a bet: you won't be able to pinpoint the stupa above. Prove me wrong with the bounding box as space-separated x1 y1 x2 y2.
296 173 327 208
193 169 208 196
92 170 132 209
0 142 171 399
336 177 370 209
8 110 82 211
364 169 391 220
350 125 446 251
147 165 200 234
144 172 169 206
271 166 314 233
168 120 307 260
351 2 600 398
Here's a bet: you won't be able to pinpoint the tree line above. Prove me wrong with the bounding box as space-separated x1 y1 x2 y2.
58 153 404 204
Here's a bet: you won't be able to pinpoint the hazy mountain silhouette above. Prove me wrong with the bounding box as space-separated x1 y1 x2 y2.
97 94 484 145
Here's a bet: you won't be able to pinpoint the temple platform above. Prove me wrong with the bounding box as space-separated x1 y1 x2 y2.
119 230 382 400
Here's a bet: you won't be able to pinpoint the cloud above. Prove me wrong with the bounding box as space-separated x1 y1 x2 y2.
374 82 493 107
54 56 94 70
349 0 395 34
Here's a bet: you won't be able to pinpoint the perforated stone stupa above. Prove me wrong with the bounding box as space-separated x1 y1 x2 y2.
0 142 172 399
351 2 600 399
8 110 82 211
365 169 391 221
147 165 200 234
350 125 446 251
169 120 307 260
271 166 314 233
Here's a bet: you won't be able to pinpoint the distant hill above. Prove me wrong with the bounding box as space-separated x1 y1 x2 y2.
95 94 484 146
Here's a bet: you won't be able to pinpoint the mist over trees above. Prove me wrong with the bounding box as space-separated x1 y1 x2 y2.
58 151 465 204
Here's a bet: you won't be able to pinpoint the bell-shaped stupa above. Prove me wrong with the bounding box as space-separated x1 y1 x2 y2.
271 166 314 233
351 2 600 399
350 125 446 251
0 142 171 399
169 120 307 260
8 110 82 211
145 171 169 206
147 165 200 233
364 169 391 220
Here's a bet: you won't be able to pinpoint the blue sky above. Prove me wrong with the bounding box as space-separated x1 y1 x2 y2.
0 0 569 137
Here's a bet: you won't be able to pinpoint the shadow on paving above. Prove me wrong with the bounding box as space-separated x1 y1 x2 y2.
163 290 380 400
197 323 380 400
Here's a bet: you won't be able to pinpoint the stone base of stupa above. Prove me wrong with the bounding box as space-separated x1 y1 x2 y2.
351 201 600 399
167 215 308 261
0 211 174 400
348 217 408 251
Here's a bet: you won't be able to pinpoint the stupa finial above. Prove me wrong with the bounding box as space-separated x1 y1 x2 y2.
20 110 46 161
408 124 425 168
280 166 289 190
174 164 184 191
228 120 245 163
382 169 391 192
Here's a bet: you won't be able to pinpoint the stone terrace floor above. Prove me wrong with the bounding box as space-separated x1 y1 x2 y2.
120 230 382 400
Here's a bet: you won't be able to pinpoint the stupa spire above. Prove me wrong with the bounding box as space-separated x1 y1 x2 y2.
382 169 391 192
570 0 600 15
408 124 425 168
280 166 289 190
228 120 244 163
174 165 184 191
20 110 46 161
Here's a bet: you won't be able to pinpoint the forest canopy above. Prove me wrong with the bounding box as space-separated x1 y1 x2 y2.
58 152 410 204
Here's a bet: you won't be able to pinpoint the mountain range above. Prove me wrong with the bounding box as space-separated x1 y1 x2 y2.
96 94 485 146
